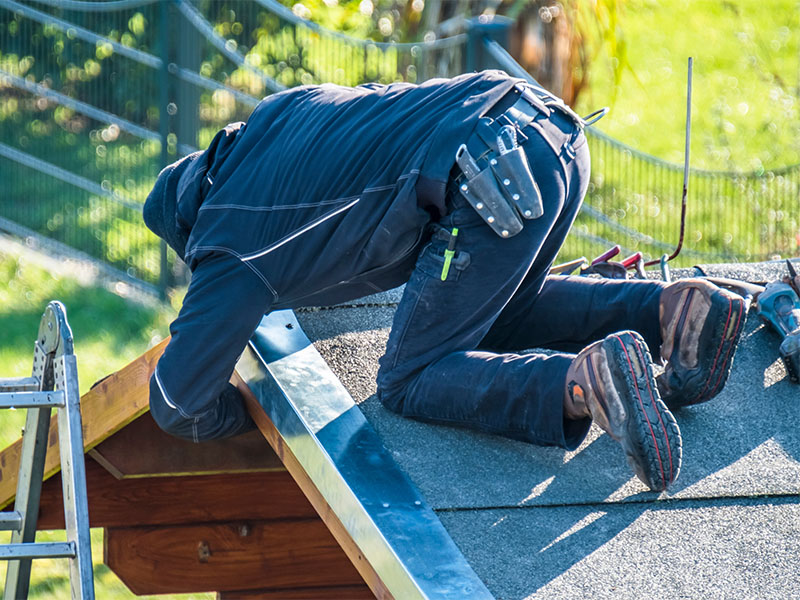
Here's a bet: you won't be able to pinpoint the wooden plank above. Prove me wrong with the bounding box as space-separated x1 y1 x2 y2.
0 339 169 508
104 520 368 595
88 413 283 478
216 585 374 599
37 457 316 530
233 372 393 600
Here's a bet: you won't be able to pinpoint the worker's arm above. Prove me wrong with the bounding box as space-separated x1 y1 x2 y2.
149 251 274 442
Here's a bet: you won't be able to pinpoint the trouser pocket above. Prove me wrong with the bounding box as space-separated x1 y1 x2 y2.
415 242 471 282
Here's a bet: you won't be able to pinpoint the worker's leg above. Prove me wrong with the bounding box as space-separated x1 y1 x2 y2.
480 270 746 410
480 275 667 355
377 108 592 449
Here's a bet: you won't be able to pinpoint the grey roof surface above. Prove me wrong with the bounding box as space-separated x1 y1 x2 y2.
296 262 800 600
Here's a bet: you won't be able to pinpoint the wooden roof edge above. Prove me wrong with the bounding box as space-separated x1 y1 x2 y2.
0 339 169 508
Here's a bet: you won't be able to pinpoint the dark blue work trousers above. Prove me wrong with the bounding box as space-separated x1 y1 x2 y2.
376 107 666 450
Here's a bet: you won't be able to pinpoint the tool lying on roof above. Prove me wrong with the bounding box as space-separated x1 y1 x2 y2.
576 246 646 279
698 260 800 384
754 260 800 383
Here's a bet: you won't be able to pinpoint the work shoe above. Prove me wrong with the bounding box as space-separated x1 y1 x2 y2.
658 279 747 408
565 331 682 492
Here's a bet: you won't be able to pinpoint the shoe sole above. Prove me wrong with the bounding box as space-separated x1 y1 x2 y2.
604 331 682 492
661 285 747 408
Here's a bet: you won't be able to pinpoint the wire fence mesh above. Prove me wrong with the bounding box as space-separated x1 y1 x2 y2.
1 0 798 294
0 0 165 288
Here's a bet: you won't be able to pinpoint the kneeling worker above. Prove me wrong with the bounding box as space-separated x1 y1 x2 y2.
143 70 747 491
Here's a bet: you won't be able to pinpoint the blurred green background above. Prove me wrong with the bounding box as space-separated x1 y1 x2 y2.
577 0 800 171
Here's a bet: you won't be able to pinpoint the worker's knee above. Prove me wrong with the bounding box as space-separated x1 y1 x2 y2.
375 375 407 416
149 392 195 441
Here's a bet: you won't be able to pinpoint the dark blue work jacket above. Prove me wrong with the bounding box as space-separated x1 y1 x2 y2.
145 70 518 442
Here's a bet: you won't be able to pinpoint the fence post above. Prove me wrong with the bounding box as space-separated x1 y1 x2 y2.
176 7 202 150
157 0 172 299
464 15 513 73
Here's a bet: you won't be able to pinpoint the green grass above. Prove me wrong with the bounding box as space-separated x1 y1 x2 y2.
0 251 173 439
0 247 215 599
574 0 800 171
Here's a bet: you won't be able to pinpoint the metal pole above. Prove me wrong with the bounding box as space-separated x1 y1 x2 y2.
645 57 692 267
683 57 693 208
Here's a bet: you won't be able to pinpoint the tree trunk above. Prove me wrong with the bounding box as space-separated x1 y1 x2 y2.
509 2 576 104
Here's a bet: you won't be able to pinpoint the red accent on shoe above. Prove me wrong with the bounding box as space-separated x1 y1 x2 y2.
613 334 667 490
706 302 745 400
632 335 675 482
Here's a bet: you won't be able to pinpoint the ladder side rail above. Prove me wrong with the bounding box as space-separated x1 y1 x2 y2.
55 352 95 600
4 344 52 600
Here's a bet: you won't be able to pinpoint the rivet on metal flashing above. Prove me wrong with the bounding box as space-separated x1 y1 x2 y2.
476 203 484 210
501 230 509 237
487 216 495 223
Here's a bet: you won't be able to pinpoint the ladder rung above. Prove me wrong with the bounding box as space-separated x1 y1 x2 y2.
0 511 22 532
0 377 39 392
0 542 76 560
0 391 65 409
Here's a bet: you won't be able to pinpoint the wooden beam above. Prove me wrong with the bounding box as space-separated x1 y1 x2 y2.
37 457 316 530
0 339 169 508
233 372 392 600
88 413 283 478
216 585 374 599
104 520 369 596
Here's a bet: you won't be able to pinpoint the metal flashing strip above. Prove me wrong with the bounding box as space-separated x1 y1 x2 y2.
236 310 493 600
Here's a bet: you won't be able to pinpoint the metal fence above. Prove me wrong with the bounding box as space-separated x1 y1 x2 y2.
1 0 798 295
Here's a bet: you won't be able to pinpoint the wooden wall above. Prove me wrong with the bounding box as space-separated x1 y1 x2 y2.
37 416 373 599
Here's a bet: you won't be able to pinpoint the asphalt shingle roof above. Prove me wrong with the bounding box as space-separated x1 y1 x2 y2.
296 262 800 600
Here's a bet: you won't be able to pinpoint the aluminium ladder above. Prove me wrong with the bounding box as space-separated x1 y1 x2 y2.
0 301 94 599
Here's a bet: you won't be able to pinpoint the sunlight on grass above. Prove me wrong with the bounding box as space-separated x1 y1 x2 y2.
576 0 800 171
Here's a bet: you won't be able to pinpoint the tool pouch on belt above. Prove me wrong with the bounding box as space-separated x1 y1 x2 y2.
455 118 543 238
490 125 544 221
455 144 523 238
